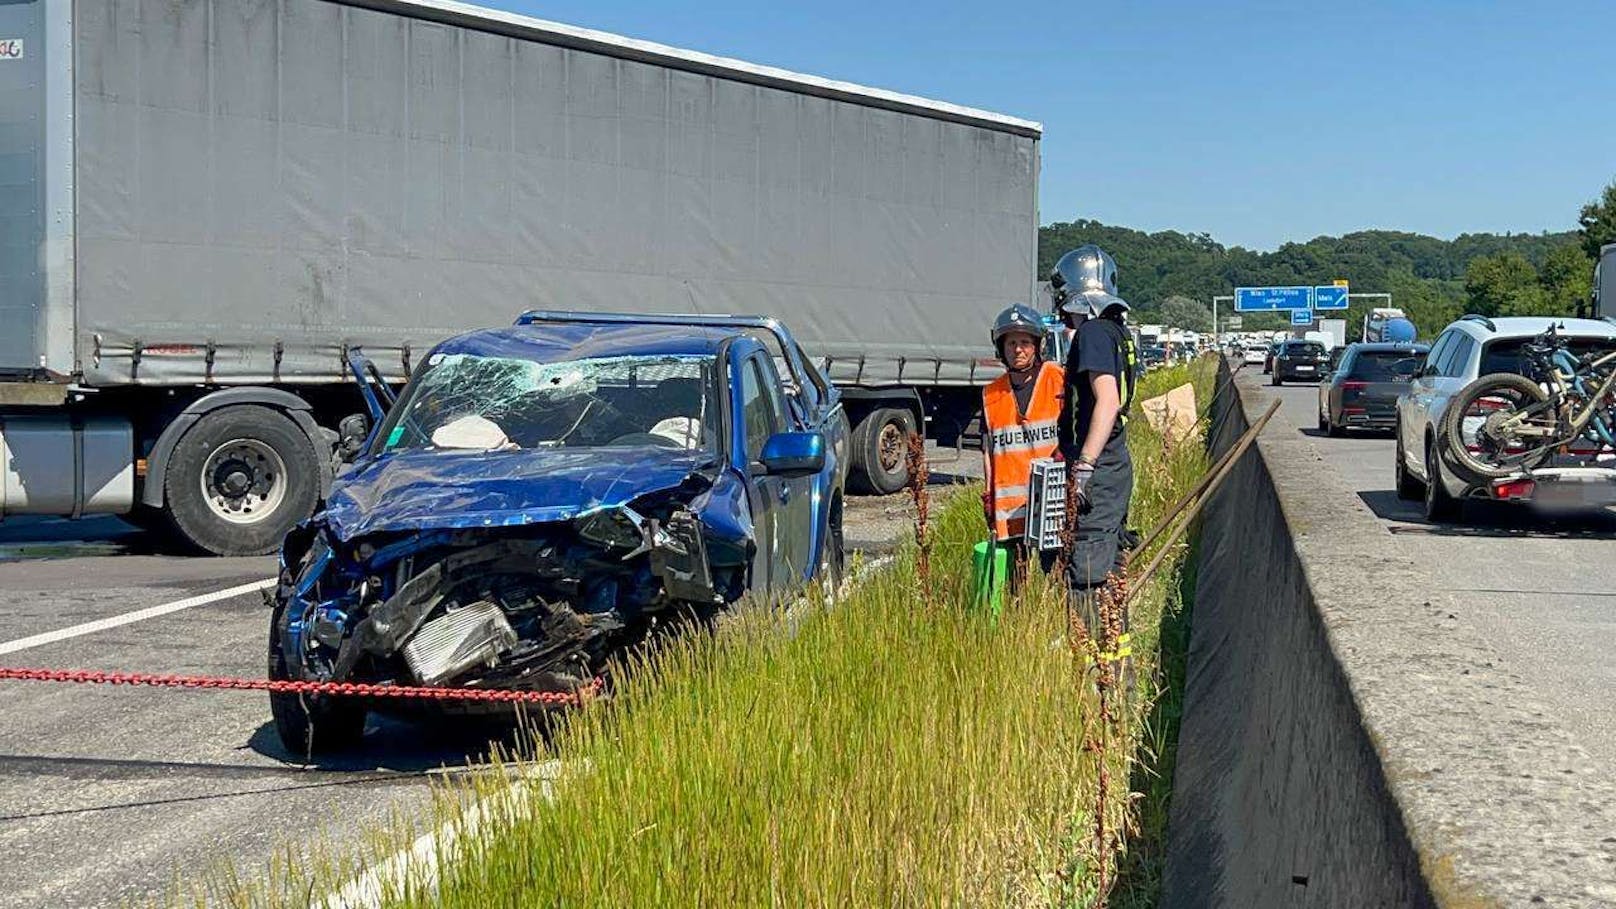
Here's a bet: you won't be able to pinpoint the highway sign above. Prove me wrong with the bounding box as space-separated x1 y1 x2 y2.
1290 309 1315 326
1235 286 1313 312
1313 285 1349 310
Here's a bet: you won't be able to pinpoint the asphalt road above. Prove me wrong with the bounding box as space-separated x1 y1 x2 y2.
1260 374 1616 770
0 441 980 909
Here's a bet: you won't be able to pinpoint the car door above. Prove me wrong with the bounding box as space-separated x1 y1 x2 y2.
753 354 816 588
1403 330 1454 463
1428 333 1476 436
736 353 781 593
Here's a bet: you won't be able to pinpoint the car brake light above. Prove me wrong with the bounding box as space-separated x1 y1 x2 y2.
1342 406 1367 414
1491 479 1535 501
1472 397 1507 412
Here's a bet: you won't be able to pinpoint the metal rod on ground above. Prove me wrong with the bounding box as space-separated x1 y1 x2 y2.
1127 394 1278 564
1123 398 1281 607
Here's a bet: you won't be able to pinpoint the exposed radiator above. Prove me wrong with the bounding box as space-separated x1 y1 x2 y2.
401 600 517 686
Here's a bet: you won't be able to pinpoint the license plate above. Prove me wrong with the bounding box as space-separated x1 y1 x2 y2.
1535 480 1616 507
1296 366 1314 372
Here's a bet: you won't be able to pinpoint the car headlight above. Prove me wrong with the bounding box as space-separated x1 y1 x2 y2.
575 506 648 551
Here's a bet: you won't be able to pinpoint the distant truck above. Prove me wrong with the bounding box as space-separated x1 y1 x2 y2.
1363 309 1417 343
1311 318 1348 351
0 0 1041 554
1592 244 1616 322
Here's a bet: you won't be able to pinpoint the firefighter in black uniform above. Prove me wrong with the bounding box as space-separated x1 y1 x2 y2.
1050 245 1138 657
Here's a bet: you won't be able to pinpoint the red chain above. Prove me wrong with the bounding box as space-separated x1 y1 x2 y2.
0 666 601 705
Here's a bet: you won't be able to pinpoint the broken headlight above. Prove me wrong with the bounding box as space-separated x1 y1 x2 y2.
575 505 647 551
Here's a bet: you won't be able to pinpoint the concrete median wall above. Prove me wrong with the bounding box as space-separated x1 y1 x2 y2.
1162 360 1616 908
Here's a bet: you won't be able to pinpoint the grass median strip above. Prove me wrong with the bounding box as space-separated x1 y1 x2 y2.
195 358 1216 909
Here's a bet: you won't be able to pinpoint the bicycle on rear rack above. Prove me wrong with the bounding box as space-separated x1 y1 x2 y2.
1440 324 1616 484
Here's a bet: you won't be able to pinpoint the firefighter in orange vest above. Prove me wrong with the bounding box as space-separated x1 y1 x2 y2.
982 304 1066 580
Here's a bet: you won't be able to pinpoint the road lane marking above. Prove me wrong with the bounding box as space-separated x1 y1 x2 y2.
0 578 276 656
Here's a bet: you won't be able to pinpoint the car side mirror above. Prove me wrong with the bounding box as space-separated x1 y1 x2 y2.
338 413 371 462
759 431 825 478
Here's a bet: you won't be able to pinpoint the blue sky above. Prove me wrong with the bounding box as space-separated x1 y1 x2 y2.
488 1 1615 250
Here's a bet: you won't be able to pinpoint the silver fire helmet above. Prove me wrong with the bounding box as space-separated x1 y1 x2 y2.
1050 245 1130 318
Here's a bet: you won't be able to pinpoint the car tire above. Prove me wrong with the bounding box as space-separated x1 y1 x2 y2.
816 495 845 600
268 598 367 756
847 408 916 495
165 405 321 556
1394 427 1424 500
1423 437 1462 523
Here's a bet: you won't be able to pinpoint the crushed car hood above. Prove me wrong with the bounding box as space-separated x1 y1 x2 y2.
324 447 718 541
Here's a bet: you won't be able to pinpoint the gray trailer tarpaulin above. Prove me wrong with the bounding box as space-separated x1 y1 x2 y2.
66 0 1041 388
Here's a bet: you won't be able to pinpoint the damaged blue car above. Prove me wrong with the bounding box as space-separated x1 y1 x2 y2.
268 312 848 752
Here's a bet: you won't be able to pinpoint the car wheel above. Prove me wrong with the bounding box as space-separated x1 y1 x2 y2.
816 496 845 600
847 408 916 495
165 405 321 556
267 598 367 756
1423 437 1462 523
1394 426 1424 500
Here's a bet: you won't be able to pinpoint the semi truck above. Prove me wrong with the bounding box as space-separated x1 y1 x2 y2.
1363 308 1416 343
0 0 1041 555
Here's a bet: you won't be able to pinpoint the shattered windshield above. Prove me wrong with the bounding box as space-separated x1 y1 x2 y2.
375 353 720 453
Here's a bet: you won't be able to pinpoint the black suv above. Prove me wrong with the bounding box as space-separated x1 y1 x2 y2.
1270 340 1328 385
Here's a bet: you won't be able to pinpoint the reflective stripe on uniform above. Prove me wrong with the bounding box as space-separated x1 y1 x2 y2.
984 362 1066 542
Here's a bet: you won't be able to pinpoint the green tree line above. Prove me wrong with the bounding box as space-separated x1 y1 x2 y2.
1038 180 1616 338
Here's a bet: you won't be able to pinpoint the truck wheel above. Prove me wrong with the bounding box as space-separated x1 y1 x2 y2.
848 408 916 495
166 406 320 556
268 600 366 755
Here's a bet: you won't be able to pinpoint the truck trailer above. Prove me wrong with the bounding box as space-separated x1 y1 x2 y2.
0 0 1042 554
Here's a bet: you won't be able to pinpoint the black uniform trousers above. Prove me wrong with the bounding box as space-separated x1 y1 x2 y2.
1065 430 1133 634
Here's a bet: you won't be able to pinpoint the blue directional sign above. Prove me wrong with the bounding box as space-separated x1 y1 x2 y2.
1290 308 1315 326
1235 286 1313 312
1313 285 1349 310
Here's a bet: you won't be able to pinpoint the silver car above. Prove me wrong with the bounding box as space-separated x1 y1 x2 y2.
1395 315 1616 521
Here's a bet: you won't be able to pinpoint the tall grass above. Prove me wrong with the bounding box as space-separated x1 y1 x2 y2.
197 358 1217 909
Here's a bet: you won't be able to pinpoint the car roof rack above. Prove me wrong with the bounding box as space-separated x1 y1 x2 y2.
1459 313 1497 332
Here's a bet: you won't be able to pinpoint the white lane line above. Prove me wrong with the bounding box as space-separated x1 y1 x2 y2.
320 760 568 909
0 578 277 657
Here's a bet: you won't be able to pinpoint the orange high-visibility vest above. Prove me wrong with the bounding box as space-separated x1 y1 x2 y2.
983 361 1065 542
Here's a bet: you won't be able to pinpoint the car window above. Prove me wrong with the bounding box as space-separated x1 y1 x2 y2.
740 356 783 462
1438 335 1475 378
1348 349 1426 381
375 353 720 453
1480 336 1616 377
1422 331 1454 377
1283 341 1325 357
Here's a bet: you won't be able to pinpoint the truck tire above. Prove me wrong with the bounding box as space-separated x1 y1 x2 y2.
268 600 367 755
165 405 321 556
848 408 916 495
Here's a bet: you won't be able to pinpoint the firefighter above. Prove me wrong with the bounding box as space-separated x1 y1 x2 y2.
1050 245 1138 660
981 304 1066 584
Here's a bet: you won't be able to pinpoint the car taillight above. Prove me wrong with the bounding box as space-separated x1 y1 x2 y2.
1472 397 1508 413
1341 381 1368 390
1491 479 1535 501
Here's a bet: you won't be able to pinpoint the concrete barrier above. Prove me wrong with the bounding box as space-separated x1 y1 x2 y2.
1163 359 1616 908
